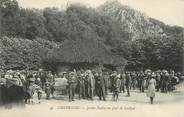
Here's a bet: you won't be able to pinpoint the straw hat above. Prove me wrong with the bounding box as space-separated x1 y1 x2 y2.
145 69 151 73
29 78 35 82
117 74 121 78
162 70 168 74
151 72 156 78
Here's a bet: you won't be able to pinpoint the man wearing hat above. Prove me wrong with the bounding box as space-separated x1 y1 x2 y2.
120 72 126 93
155 71 161 92
24 74 35 103
130 72 137 90
86 70 95 100
39 69 46 89
169 70 179 91
96 71 106 101
76 71 85 100
45 80 51 100
110 71 117 93
161 70 169 93
113 74 121 101
68 72 77 101
0 74 6 106
103 72 109 95
125 72 131 96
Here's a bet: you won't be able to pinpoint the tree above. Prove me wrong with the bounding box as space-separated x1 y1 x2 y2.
0 0 19 36
43 7 66 41
23 9 47 39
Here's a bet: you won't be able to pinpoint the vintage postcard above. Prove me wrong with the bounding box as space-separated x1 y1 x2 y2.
0 0 184 117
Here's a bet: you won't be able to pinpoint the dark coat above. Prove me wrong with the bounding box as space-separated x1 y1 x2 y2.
125 75 131 86
0 84 25 106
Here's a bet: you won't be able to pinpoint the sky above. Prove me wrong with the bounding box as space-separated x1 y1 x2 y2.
17 0 184 27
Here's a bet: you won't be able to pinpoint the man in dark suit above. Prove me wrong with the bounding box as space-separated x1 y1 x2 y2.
161 70 169 93
96 71 106 101
125 72 131 96
68 72 76 101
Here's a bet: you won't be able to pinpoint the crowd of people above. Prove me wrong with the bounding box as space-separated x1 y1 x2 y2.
0 68 183 108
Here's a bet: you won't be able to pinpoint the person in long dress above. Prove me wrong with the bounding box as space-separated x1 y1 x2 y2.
147 72 156 104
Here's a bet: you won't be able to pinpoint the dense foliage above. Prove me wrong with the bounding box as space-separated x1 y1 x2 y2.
0 0 183 72
0 36 58 70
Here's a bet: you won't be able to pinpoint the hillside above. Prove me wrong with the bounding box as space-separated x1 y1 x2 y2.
0 0 183 71
98 1 169 40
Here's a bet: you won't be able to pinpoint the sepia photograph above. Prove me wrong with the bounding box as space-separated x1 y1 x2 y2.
0 0 184 117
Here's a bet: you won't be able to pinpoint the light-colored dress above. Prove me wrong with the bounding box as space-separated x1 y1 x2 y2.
146 78 156 98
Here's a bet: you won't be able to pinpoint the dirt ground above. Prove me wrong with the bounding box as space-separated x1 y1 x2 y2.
0 83 184 117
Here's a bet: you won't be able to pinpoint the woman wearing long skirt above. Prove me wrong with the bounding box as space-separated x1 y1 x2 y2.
147 73 156 104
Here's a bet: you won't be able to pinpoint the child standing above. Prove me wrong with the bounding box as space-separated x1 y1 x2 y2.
35 85 42 104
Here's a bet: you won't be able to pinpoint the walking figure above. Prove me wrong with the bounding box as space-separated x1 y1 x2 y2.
125 72 131 96
147 73 156 104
